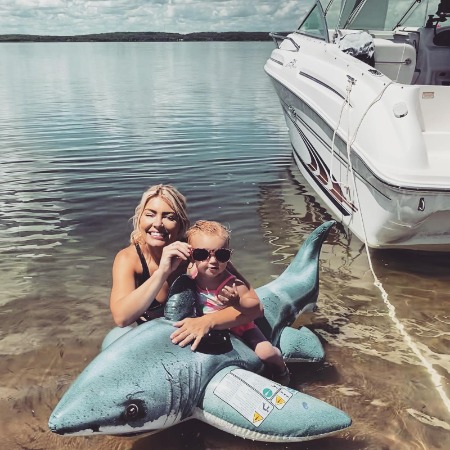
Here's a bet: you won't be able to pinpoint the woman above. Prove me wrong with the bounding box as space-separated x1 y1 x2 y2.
109 184 261 351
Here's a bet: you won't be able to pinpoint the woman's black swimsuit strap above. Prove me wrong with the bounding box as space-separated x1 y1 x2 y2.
135 243 150 281
134 243 163 324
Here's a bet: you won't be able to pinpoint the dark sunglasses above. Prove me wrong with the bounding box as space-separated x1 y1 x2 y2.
191 248 233 263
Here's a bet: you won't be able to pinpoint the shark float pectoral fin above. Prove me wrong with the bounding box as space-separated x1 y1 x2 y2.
196 366 351 442
100 326 133 351
279 326 325 362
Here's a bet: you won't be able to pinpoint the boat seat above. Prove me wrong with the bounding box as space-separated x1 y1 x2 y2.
373 38 416 84
434 28 450 46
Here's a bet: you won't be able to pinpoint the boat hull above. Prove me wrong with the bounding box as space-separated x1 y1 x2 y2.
264 13 450 252
265 72 450 251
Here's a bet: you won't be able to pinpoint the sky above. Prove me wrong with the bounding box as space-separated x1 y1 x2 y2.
0 0 439 37
0 0 310 36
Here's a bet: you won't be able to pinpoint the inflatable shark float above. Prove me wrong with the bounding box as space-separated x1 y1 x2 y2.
48 220 351 442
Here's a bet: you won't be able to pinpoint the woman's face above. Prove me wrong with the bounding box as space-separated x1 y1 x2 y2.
140 196 181 248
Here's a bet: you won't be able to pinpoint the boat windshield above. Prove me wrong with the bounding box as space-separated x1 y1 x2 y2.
297 1 329 41
321 0 442 31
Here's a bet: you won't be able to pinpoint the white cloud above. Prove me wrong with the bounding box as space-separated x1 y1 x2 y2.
0 0 428 36
0 0 297 35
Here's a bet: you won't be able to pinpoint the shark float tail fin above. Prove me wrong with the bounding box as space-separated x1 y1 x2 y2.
268 220 335 293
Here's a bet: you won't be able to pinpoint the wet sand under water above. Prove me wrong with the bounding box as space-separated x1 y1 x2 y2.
2 171 450 450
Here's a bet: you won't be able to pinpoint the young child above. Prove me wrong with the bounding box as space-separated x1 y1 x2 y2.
186 220 290 385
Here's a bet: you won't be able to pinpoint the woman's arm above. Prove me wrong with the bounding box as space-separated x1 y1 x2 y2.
109 242 190 327
109 250 170 327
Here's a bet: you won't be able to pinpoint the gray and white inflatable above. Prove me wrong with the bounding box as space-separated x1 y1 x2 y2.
48 220 351 442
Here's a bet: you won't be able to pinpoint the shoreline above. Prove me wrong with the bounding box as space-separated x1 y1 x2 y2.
0 31 282 43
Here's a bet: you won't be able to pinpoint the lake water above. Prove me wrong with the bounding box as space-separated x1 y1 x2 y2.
0 42 449 450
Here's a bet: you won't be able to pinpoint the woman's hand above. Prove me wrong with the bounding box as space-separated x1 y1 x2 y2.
217 283 240 307
170 316 214 351
158 241 191 275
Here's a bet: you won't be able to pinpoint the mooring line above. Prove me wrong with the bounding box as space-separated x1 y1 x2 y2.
341 78 450 415
369 263 450 414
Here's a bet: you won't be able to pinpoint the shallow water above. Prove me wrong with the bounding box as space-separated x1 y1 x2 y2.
0 42 449 450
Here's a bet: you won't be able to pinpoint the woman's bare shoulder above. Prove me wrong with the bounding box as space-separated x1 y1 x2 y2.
114 245 138 267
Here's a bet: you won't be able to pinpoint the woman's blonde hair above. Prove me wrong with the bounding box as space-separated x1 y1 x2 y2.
130 184 189 244
186 220 230 246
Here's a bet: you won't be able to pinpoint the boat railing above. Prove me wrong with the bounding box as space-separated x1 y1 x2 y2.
269 32 300 51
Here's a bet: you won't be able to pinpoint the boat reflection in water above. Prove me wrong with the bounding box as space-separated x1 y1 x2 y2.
254 162 450 450
265 0 450 251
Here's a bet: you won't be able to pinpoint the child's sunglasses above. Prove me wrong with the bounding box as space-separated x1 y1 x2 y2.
191 248 233 263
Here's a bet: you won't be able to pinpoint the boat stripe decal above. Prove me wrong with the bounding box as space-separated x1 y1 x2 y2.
268 74 450 194
293 148 351 216
292 127 357 216
269 57 284 66
299 71 347 101
271 84 391 202
280 102 390 202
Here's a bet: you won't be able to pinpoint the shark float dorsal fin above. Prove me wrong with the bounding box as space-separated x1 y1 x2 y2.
164 274 198 321
255 220 335 347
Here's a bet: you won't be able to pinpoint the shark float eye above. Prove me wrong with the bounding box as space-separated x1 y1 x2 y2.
122 399 146 423
125 404 139 419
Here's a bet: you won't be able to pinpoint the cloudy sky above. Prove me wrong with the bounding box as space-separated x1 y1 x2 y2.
1 0 439 37
1 0 311 36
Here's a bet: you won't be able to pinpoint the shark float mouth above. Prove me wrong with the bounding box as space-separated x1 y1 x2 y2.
48 220 352 442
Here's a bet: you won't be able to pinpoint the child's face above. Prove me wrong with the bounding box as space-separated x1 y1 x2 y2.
190 232 229 278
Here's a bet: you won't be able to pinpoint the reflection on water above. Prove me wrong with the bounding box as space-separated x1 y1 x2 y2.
0 43 449 450
256 166 450 449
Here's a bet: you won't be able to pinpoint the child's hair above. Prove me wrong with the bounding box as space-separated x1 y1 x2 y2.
130 184 189 244
186 220 231 246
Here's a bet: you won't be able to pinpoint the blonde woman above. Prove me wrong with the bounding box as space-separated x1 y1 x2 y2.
109 184 260 351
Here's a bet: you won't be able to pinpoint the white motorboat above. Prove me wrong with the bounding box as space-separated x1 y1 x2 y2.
265 0 450 251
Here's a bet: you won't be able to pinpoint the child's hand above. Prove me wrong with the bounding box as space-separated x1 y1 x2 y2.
217 283 240 306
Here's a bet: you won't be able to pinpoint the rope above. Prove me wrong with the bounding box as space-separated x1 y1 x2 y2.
396 43 407 83
336 77 450 415
329 76 356 205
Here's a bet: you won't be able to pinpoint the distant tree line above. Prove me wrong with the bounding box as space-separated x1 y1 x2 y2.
0 31 282 42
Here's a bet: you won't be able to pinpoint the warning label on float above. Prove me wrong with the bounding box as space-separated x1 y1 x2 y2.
214 371 274 426
233 369 281 394
230 369 292 410
272 389 292 409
